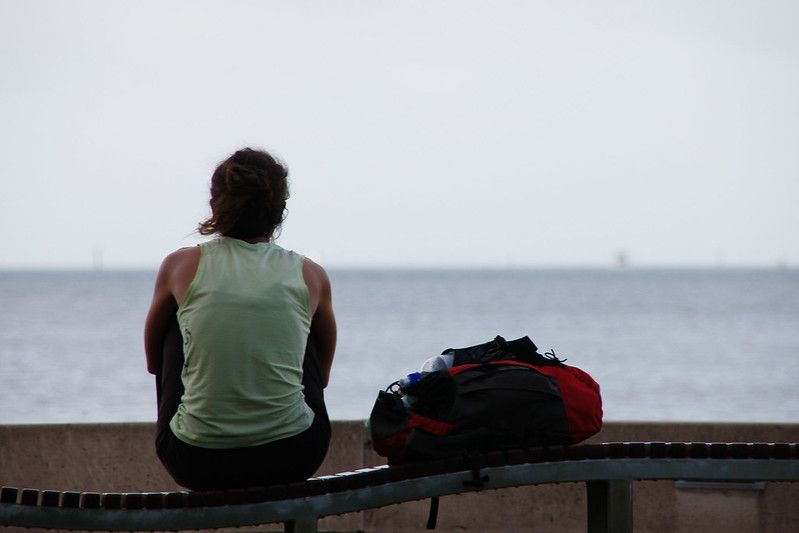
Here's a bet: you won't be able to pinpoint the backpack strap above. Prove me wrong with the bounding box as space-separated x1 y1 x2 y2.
444 335 567 367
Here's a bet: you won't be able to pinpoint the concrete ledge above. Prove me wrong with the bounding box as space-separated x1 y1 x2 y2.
2 421 798 532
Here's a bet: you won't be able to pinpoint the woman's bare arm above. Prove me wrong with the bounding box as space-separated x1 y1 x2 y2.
144 247 200 375
303 258 336 388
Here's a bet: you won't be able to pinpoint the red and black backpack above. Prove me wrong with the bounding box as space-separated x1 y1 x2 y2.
369 335 603 464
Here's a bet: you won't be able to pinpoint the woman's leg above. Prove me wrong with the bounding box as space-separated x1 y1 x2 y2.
153 315 191 485
300 335 331 438
155 315 184 450
289 335 332 476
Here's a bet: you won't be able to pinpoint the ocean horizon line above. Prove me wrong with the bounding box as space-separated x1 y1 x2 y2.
0 263 796 273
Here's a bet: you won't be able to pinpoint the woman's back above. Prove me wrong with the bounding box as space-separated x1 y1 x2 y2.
171 237 313 448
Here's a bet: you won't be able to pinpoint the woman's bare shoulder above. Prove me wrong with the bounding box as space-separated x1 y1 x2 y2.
166 245 201 264
159 246 201 301
158 246 200 275
302 257 331 313
302 256 325 276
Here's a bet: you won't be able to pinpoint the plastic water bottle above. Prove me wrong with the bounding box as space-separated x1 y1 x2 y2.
420 353 454 373
398 372 422 392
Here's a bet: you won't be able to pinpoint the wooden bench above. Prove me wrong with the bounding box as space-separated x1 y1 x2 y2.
2 442 798 532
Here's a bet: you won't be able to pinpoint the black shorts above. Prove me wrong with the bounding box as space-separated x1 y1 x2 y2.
154 316 331 491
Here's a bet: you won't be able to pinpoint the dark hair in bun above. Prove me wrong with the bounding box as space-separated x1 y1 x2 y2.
198 148 289 239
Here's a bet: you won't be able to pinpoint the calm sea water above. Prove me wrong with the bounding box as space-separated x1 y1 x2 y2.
1 268 797 424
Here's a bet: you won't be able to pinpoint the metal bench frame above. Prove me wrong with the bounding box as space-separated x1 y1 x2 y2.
2 442 798 532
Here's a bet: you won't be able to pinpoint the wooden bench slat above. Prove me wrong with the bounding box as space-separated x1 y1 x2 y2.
20 489 38 506
81 493 101 509
101 493 123 510
0 488 18 504
164 492 187 509
122 493 142 510
41 491 60 507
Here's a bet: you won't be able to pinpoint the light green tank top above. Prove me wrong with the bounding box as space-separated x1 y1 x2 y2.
170 237 314 448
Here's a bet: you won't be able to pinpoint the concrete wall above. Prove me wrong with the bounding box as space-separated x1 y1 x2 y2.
1 421 797 532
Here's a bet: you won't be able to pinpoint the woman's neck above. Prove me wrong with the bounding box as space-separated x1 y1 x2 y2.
225 233 272 244
243 235 271 244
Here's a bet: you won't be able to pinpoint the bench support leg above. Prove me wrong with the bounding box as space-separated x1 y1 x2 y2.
283 517 318 533
586 480 632 533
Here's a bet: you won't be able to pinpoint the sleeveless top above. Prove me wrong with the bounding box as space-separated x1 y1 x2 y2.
170 237 314 448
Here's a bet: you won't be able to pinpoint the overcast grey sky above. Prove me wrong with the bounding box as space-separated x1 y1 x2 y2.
1 0 797 269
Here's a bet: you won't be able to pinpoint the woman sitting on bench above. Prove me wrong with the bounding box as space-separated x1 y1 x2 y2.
143 147 336 491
